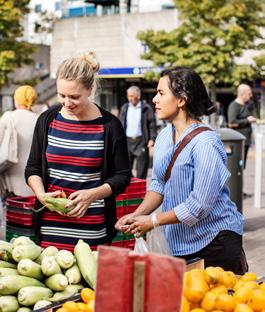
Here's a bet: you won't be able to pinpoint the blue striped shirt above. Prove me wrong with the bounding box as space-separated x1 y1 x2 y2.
149 123 243 256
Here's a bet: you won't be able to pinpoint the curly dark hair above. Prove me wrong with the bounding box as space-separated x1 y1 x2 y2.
160 67 216 119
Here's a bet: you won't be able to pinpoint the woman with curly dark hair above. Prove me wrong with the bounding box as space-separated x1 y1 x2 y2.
116 67 244 273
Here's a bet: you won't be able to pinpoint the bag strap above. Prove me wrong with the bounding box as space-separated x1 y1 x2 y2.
164 126 212 182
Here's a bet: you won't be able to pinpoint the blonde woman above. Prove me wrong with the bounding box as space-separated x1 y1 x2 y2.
0 85 38 197
25 52 131 250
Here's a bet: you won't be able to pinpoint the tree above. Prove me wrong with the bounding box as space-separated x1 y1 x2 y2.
137 0 265 93
0 0 35 87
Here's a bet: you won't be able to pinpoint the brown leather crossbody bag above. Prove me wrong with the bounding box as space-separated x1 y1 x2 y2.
164 126 212 182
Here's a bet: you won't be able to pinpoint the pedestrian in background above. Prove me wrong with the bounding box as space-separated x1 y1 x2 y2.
25 52 131 250
0 85 38 197
119 86 157 179
116 67 244 274
228 84 256 169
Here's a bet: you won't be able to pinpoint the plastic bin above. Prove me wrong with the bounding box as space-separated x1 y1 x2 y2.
217 128 245 213
5 196 36 227
6 225 39 243
116 178 146 201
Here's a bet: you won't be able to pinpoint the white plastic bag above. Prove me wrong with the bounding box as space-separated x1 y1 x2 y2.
146 225 171 255
146 207 171 255
133 236 149 255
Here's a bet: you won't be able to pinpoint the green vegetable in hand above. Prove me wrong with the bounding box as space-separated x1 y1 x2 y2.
33 197 75 214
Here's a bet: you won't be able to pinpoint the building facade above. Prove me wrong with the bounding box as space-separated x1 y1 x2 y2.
50 8 179 112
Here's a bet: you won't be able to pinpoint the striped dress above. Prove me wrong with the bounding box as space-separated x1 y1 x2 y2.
40 112 107 251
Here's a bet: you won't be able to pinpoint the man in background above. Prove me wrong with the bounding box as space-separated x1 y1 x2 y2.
119 86 157 179
228 84 257 198
228 84 257 169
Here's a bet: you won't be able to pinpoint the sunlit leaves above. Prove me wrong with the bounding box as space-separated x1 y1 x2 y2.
138 0 265 87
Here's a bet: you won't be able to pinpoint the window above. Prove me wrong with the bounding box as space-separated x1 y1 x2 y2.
34 4 42 13
55 2 61 11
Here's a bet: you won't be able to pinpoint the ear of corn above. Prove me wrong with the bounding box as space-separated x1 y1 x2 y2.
0 275 44 295
36 246 59 264
44 197 73 213
0 241 13 249
17 259 44 280
17 307 32 312
0 245 13 263
11 237 35 248
74 240 97 289
41 256 61 277
49 284 83 302
65 264 82 285
33 299 52 310
0 295 19 312
17 286 53 306
12 244 42 262
0 261 16 269
45 273 68 291
55 250 74 269
0 268 18 277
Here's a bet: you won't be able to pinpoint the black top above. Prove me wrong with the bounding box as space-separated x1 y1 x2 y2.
25 104 131 242
227 100 252 145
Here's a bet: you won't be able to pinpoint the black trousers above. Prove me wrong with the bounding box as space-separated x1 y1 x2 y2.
127 137 149 179
244 144 250 169
179 230 242 274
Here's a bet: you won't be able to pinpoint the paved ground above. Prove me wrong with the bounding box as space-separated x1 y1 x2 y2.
242 147 265 276
145 146 265 276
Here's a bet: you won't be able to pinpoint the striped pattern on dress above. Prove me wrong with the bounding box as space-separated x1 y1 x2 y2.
149 123 243 256
40 113 106 251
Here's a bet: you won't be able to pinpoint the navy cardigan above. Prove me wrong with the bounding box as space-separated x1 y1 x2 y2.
25 104 131 242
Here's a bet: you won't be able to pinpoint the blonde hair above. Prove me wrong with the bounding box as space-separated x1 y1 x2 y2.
14 85 37 109
56 52 100 90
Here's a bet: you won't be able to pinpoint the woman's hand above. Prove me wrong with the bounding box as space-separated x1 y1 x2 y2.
115 213 136 232
36 190 62 207
65 189 98 218
128 215 153 237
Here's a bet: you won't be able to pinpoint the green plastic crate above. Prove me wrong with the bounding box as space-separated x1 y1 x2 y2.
116 198 143 207
6 225 39 244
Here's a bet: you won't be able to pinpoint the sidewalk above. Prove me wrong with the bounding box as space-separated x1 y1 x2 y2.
242 147 265 276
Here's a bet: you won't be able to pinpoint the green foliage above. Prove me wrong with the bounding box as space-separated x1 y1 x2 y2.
0 0 35 87
137 0 265 87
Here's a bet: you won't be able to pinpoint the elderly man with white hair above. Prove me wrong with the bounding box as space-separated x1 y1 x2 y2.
228 84 256 196
119 86 157 179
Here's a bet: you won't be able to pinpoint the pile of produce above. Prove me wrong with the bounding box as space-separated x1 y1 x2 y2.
182 267 265 312
56 288 95 312
0 237 97 312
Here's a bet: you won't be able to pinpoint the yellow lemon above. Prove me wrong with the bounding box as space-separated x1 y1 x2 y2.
211 285 228 295
222 271 237 289
248 289 265 311
184 277 210 303
200 291 217 311
234 303 254 312
204 267 223 286
240 273 257 282
244 281 259 291
233 287 253 304
215 293 236 312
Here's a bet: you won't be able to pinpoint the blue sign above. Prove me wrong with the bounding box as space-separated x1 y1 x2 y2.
98 67 162 77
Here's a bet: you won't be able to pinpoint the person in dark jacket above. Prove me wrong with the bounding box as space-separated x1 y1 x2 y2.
228 84 256 169
25 52 131 250
119 86 157 179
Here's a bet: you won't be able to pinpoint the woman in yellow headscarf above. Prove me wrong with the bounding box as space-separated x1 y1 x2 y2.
0 85 38 197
